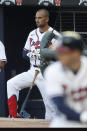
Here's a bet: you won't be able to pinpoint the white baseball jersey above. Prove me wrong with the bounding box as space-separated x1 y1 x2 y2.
24 27 61 67
0 41 7 62
44 56 87 114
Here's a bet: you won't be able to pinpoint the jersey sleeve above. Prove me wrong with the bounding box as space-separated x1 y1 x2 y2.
0 41 7 61
44 64 64 98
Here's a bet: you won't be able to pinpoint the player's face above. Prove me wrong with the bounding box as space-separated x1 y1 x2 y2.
57 53 72 67
56 48 80 68
35 11 49 28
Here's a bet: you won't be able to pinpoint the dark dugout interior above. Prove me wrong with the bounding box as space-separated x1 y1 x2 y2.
3 6 58 118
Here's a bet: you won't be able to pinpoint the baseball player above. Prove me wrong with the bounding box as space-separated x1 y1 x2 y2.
7 9 61 119
0 41 7 70
44 31 87 127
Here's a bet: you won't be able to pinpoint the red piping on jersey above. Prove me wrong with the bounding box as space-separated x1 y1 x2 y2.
35 29 39 41
29 38 33 45
35 28 54 42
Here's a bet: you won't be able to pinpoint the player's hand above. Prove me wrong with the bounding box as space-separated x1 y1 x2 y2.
33 50 40 60
80 111 87 123
49 45 56 50
27 52 40 60
35 53 40 60
27 52 35 58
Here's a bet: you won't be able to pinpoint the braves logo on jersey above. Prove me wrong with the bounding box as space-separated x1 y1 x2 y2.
71 87 87 102
30 38 40 50
62 85 87 102
29 37 40 65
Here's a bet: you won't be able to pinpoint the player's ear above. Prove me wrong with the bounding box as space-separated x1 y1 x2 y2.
46 17 49 23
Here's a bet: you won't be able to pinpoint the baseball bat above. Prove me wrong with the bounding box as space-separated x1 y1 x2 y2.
19 70 39 118
19 87 32 118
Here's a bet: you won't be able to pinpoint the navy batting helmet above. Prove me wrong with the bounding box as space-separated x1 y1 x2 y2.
56 31 85 53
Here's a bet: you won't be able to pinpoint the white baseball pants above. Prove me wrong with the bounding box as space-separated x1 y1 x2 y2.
7 66 57 119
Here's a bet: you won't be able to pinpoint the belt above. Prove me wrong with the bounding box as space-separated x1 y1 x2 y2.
33 65 40 68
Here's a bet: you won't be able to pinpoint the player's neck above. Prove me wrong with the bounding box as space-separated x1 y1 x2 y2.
39 25 50 33
70 59 81 73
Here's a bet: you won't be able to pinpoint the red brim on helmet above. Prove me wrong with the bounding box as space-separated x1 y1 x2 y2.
56 46 72 54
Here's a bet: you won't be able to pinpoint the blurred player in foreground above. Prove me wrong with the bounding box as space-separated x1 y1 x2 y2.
44 31 87 127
